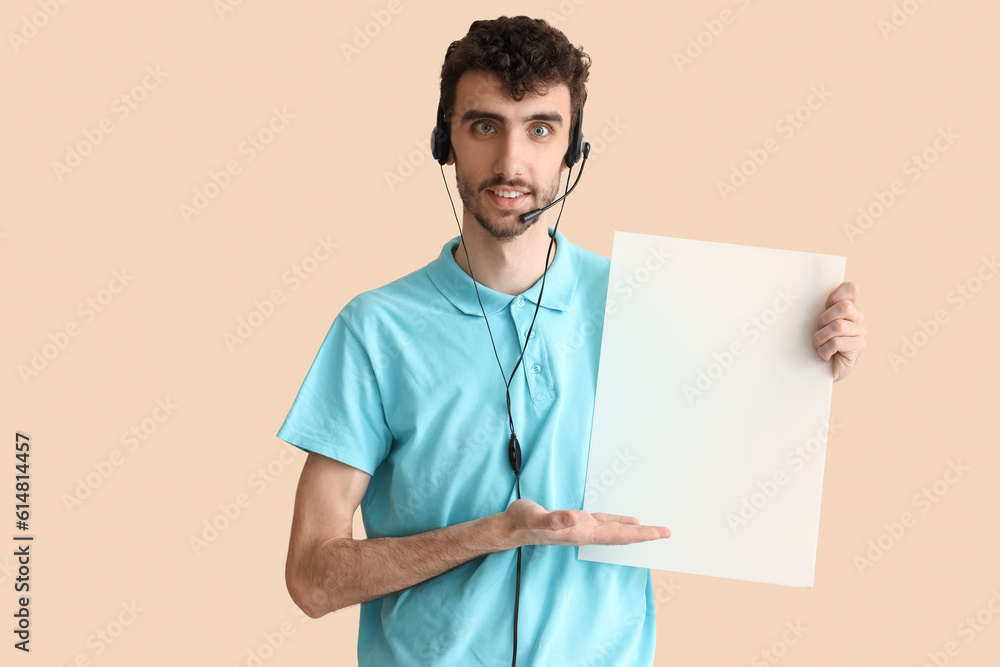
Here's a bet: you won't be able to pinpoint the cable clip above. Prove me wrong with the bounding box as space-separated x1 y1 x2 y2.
508 434 521 476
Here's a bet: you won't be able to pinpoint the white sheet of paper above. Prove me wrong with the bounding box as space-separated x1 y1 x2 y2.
578 232 846 588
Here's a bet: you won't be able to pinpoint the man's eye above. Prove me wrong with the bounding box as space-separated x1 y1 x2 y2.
475 121 494 134
531 125 550 137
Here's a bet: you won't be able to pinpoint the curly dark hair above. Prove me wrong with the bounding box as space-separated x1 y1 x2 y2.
439 16 591 136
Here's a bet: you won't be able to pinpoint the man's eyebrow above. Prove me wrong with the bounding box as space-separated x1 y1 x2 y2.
459 109 503 124
524 112 564 125
458 109 564 126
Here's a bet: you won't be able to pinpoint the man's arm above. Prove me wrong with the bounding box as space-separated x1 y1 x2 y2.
285 451 670 618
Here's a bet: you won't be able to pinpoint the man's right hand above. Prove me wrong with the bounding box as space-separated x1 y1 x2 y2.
504 498 670 547
286 453 670 618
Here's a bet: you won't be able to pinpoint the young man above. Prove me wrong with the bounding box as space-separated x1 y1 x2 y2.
278 16 865 667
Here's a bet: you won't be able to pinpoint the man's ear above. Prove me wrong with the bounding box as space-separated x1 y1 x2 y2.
446 147 455 166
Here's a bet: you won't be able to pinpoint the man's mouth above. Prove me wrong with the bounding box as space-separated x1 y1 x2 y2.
485 187 531 208
489 189 527 199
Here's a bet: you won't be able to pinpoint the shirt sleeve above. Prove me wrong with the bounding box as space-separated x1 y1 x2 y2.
276 312 392 476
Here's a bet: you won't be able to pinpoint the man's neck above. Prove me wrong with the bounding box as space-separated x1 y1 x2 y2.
452 214 557 296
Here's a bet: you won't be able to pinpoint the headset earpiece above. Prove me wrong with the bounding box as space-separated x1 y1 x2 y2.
564 104 586 168
431 104 451 165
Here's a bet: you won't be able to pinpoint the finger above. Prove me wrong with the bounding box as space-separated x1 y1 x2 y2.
519 507 571 532
818 298 864 328
590 513 640 525
813 320 867 355
817 332 866 364
832 353 858 382
591 524 671 545
545 510 576 531
825 281 860 309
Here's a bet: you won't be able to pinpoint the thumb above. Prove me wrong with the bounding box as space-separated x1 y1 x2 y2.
833 352 857 382
548 511 575 531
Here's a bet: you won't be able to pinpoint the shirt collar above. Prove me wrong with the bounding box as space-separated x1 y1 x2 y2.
426 228 581 316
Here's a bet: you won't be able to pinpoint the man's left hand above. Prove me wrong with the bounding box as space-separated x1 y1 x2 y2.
813 281 866 382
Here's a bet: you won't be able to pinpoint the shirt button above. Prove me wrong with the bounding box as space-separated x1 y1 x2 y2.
525 330 535 339
531 364 541 373
516 297 525 308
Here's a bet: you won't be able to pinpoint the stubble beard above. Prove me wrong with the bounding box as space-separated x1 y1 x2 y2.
456 170 562 241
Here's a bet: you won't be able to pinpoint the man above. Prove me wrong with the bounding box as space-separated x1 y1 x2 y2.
278 16 866 666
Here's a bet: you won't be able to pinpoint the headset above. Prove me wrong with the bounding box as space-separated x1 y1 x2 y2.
431 97 590 667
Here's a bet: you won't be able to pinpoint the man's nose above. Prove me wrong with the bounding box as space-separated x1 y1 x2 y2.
493 131 526 178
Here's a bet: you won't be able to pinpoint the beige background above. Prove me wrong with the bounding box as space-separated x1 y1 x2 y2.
2 1 998 665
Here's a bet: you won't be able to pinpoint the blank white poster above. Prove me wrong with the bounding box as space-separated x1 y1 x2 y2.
578 232 846 588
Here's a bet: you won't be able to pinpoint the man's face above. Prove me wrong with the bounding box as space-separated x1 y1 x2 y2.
447 70 571 240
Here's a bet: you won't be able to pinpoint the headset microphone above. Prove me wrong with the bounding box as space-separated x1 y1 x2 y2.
518 142 590 224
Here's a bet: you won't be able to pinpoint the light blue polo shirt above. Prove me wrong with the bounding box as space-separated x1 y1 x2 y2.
277 228 655 666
